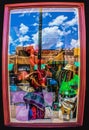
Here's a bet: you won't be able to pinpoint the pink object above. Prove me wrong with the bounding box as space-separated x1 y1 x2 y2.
11 91 26 104
16 105 29 121
43 90 53 106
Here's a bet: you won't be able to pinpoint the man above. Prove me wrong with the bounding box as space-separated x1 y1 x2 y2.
59 63 80 120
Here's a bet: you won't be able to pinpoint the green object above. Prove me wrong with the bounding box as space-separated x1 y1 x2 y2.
60 81 77 96
8 64 14 71
68 74 80 86
60 81 71 94
59 74 80 96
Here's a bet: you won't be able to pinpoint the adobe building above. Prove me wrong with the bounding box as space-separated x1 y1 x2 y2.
64 48 80 65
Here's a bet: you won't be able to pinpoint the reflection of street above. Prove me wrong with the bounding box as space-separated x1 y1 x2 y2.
8 45 80 122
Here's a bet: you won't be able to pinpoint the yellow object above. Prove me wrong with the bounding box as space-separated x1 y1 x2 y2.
54 51 64 61
74 48 80 56
63 64 75 72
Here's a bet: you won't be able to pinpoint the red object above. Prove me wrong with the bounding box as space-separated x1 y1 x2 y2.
30 70 46 88
32 106 37 119
25 46 34 54
17 71 28 80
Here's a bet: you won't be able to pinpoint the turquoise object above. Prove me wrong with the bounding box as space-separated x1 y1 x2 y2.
8 63 14 71
34 64 46 70
10 85 18 91
74 62 80 67
34 64 38 70
41 64 45 69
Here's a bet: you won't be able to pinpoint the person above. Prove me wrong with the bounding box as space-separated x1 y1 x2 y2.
59 63 80 120
59 64 80 97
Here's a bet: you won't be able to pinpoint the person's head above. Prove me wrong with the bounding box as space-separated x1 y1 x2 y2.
63 64 75 72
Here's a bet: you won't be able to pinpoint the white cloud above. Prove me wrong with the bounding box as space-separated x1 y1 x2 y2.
66 18 77 26
32 26 64 49
70 39 80 48
8 36 17 54
19 13 25 17
66 9 78 26
9 35 18 46
33 23 38 26
43 12 52 18
19 35 30 42
64 30 71 35
11 8 39 14
49 15 68 26
19 23 29 35
43 8 76 12
56 41 64 48
72 27 77 31
74 9 78 18
9 36 13 43
57 29 64 36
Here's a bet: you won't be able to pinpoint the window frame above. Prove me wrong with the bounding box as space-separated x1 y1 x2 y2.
2 2 86 127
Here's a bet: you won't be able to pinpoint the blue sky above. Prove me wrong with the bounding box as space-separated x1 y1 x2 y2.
9 8 80 54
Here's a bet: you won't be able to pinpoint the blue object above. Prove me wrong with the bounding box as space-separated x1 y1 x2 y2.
28 109 33 120
49 79 58 85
